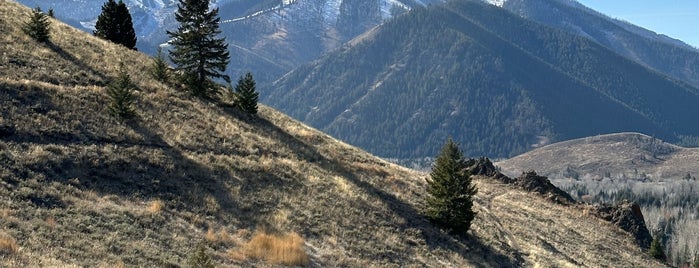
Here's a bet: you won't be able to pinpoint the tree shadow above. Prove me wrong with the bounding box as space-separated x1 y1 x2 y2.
45 41 109 85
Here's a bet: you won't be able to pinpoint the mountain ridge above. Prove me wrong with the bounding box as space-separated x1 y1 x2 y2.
263 0 699 159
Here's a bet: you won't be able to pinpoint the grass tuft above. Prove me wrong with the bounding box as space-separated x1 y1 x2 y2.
147 200 164 214
0 234 19 255
233 230 309 266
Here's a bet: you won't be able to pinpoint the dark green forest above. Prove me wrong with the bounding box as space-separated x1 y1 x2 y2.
263 0 699 159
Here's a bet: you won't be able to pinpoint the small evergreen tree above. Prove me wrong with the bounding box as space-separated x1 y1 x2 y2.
94 0 137 49
150 47 170 83
188 243 214 268
167 0 230 97
234 72 259 115
649 236 666 261
107 64 137 119
425 138 478 236
23 7 51 42
693 253 699 268
47 8 54 18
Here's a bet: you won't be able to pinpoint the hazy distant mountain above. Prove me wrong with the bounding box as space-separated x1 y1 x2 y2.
263 0 699 159
19 0 429 83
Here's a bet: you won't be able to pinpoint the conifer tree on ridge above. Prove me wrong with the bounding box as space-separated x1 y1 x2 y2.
94 0 137 50
235 72 259 115
425 138 478 236
23 7 51 43
167 0 230 98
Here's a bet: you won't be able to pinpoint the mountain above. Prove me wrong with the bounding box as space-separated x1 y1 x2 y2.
1 1 665 266
17 0 429 83
494 0 699 89
263 0 699 160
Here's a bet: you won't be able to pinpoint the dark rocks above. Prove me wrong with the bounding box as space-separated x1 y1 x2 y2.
589 200 653 249
512 170 576 205
465 157 514 183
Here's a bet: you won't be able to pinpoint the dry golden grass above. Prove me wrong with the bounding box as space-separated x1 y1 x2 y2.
0 234 18 255
205 227 237 246
147 200 164 214
232 230 309 266
45 216 57 229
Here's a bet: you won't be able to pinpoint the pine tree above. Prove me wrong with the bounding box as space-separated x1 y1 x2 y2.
47 8 54 18
425 139 478 236
23 7 51 42
107 64 137 119
649 236 666 261
94 0 137 50
167 0 230 98
234 72 259 115
150 47 170 83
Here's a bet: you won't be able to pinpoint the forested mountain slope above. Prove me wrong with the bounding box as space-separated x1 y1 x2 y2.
499 0 699 89
264 0 699 159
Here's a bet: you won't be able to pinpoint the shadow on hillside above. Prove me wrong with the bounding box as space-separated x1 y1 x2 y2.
248 114 521 267
1 85 266 223
45 41 108 85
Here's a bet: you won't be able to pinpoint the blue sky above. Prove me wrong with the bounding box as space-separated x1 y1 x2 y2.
577 0 699 48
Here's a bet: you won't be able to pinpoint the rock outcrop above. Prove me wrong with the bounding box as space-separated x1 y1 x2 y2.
470 158 652 249
589 201 653 249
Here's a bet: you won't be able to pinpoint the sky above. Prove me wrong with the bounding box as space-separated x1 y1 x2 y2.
576 0 699 48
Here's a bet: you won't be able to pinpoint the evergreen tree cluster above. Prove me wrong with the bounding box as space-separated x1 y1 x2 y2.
94 0 137 50
23 7 51 42
425 139 478 236
167 0 230 98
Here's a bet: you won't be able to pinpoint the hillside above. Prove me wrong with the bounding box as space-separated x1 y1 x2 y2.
264 0 699 160
496 132 699 181
1 1 665 267
496 132 699 266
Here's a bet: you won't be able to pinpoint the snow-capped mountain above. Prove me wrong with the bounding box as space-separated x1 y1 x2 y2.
21 0 699 88
19 0 431 83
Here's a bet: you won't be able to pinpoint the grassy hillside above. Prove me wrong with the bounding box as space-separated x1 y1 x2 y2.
0 1 665 266
497 132 699 266
263 0 699 160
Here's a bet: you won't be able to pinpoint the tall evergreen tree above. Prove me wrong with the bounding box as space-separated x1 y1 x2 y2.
107 64 137 119
425 138 477 236
235 72 259 114
167 0 230 98
94 0 137 50
23 7 51 42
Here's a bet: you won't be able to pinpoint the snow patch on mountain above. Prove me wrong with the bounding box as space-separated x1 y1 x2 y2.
486 0 507 7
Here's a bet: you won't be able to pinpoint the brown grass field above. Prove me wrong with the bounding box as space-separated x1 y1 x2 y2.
0 1 666 266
